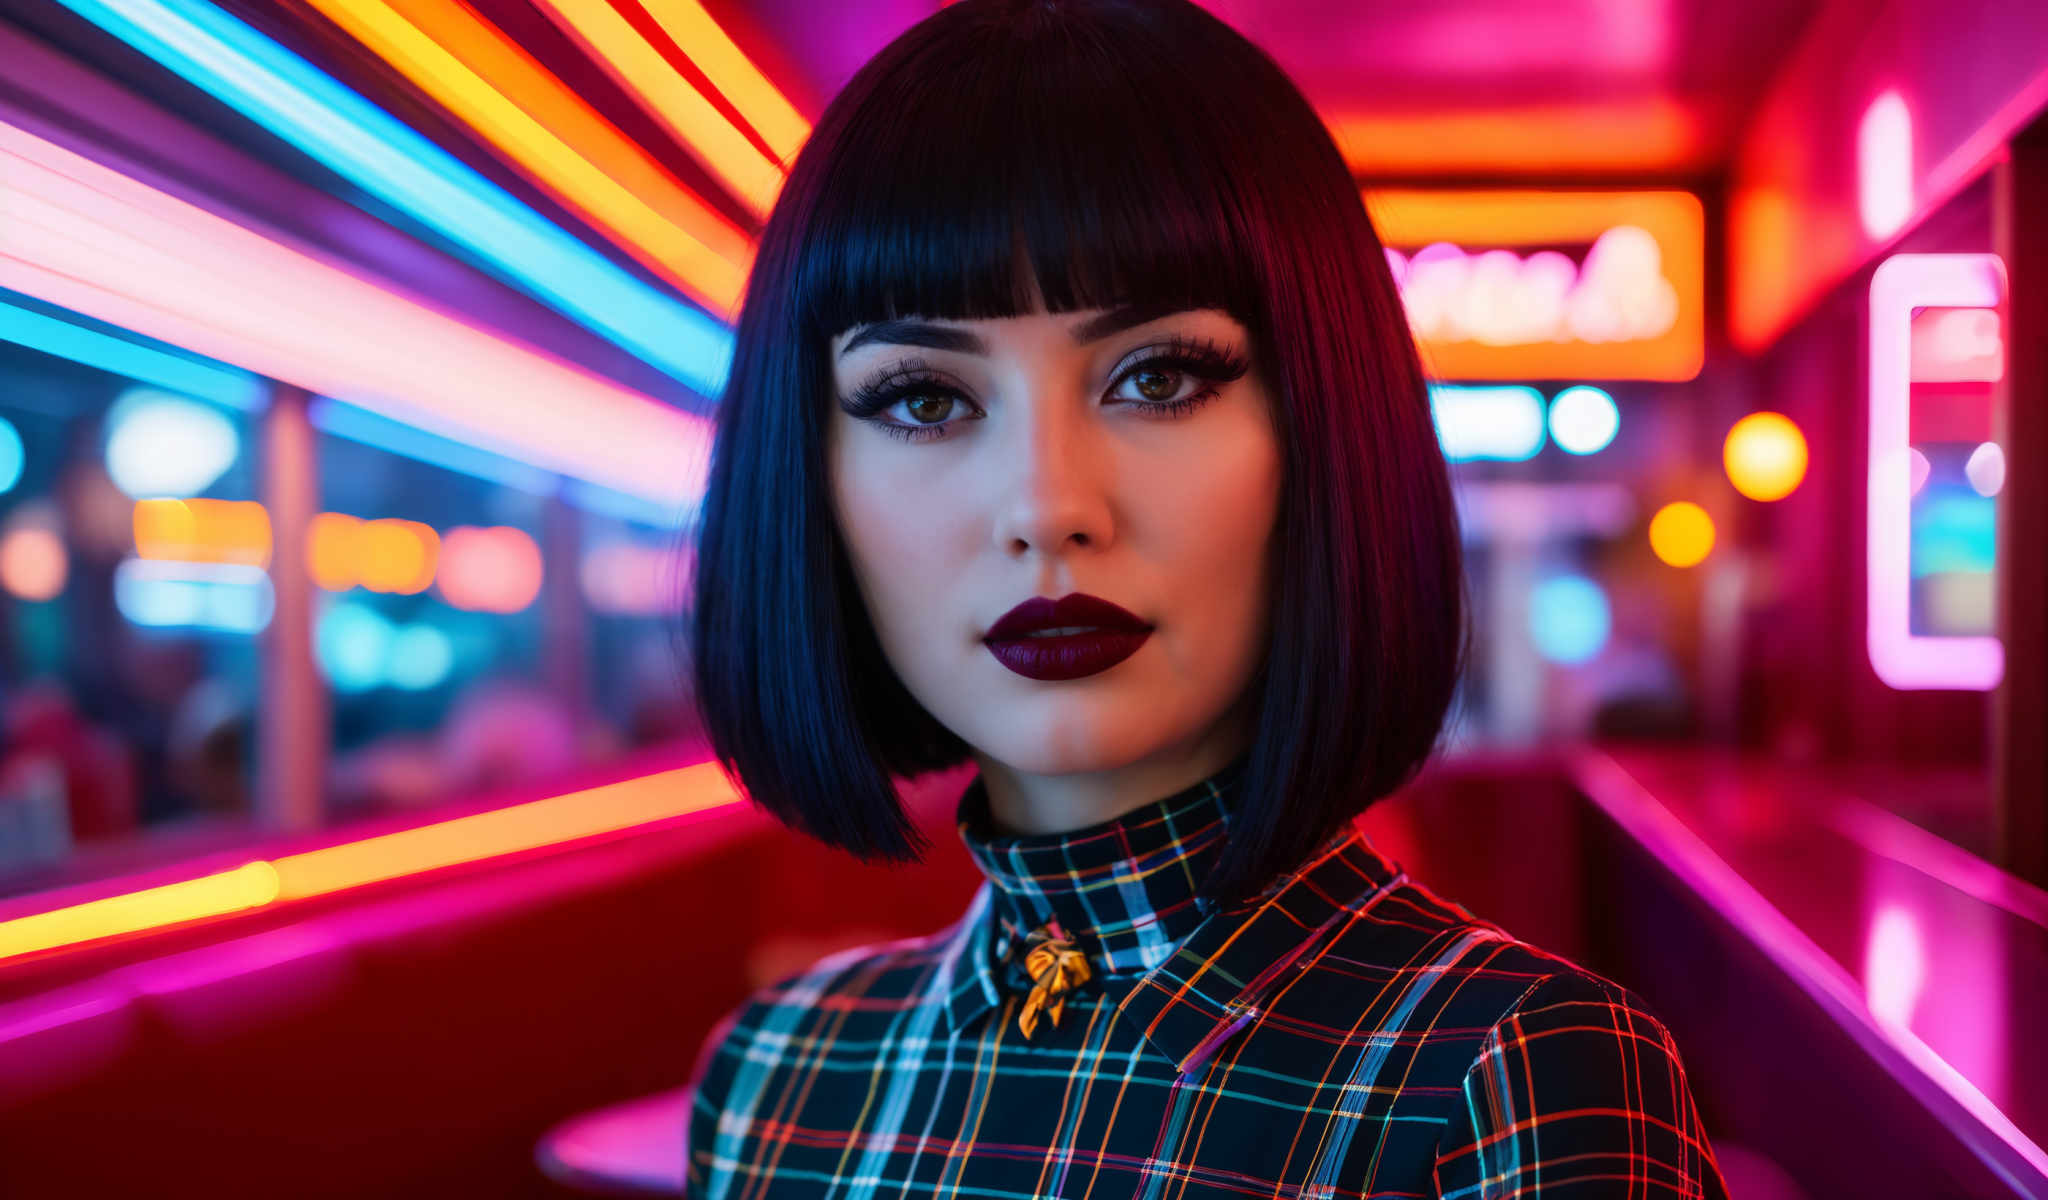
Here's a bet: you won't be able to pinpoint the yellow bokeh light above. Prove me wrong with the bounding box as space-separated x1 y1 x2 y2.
1724 411 1808 501
358 518 439 594
133 499 272 566
132 497 197 558
308 511 364 591
1649 501 1715 567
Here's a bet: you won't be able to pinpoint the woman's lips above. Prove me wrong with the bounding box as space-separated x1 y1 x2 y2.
982 592 1153 681
983 629 1151 681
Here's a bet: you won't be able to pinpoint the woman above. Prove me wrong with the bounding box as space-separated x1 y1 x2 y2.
685 0 1730 1195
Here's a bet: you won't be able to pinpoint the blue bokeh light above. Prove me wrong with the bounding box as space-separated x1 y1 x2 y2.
1530 573 1612 665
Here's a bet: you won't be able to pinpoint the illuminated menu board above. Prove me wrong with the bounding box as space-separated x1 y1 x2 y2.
1363 189 1705 382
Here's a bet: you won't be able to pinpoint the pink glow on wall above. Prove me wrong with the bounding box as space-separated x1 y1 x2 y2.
1867 253 2005 690
1729 0 2048 352
1857 91 1913 241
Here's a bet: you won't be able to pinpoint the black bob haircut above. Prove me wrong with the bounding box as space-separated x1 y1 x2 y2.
688 0 1468 914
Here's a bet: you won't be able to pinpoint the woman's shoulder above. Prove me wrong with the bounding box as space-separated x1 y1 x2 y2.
1307 882 1683 1052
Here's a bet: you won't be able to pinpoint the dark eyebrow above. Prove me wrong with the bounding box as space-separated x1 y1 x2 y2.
835 301 1192 359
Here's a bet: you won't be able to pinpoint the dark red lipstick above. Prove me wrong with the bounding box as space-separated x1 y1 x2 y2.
983 593 1154 681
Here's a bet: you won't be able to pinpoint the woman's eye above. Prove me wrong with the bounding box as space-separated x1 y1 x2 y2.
898 393 957 424
1121 366 1185 404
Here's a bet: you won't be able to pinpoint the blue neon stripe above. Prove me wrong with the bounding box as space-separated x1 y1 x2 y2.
308 396 559 496
54 0 733 399
561 478 690 529
0 296 266 410
311 397 695 525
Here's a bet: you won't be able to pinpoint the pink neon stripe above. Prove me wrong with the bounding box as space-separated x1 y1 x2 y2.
0 122 710 507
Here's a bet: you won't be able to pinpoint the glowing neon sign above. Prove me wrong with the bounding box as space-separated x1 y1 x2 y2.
1365 190 1704 381
1867 253 2005 690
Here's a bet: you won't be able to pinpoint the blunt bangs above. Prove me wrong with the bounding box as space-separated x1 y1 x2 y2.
789 5 1266 347
689 0 1469 911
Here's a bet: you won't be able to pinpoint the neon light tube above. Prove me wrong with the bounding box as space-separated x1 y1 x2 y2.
302 0 758 286
531 0 807 210
631 0 808 161
50 0 734 395
561 478 690 530
0 295 265 410
1867 253 2005 690
0 121 712 509
0 761 739 961
309 397 559 497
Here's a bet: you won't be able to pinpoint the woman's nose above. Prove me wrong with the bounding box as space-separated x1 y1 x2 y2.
988 395 1114 559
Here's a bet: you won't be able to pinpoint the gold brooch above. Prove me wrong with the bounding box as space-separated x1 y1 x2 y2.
1016 917 1092 1039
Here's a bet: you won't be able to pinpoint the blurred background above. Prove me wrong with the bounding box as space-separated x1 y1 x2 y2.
0 0 2041 1196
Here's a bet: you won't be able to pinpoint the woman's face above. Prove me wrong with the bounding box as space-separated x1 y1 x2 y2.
826 295 1283 798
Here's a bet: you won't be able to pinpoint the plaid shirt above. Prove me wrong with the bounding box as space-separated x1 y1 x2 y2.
684 757 1729 1198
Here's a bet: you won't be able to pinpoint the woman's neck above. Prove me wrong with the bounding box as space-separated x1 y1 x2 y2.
970 705 1254 838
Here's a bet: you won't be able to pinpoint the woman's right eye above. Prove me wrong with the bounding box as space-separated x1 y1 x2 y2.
869 389 978 441
896 392 959 426
841 369 982 442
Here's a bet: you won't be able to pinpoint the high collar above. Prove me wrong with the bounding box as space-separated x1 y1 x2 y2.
932 758 1412 1077
954 754 1250 976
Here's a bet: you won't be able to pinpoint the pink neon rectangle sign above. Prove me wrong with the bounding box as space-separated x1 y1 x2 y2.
1867 253 2006 690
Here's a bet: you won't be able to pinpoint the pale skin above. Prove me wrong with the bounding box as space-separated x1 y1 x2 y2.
826 275 1284 838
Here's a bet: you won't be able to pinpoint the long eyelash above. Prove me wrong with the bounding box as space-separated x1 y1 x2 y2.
1118 335 1251 402
1135 334 1252 383
840 356 943 418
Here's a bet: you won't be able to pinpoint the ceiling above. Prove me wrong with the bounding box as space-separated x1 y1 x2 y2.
698 0 1827 179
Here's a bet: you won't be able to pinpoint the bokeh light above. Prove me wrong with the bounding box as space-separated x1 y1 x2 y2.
0 416 24 495
132 498 272 566
113 560 274 632
1529 574 1612 664
308 512 366 591
103 388 240 499
436 526 543 613
1649 501 1715 567
1429 385 1545 461
357 519 439 595
317 601 394 692
0 518 68 601
1547 386 1620 455
1965 441 2006 497
1724 411 1808 501
388 624 455 690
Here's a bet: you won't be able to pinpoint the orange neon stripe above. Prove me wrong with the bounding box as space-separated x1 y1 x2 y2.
1328 98 1708 178
303 0 752 316
528 0 804 217
594 0 808 160
0 762 740 962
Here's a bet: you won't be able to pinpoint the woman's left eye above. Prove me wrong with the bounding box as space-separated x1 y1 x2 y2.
1106 341 1253 417
1111 361 1208 409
